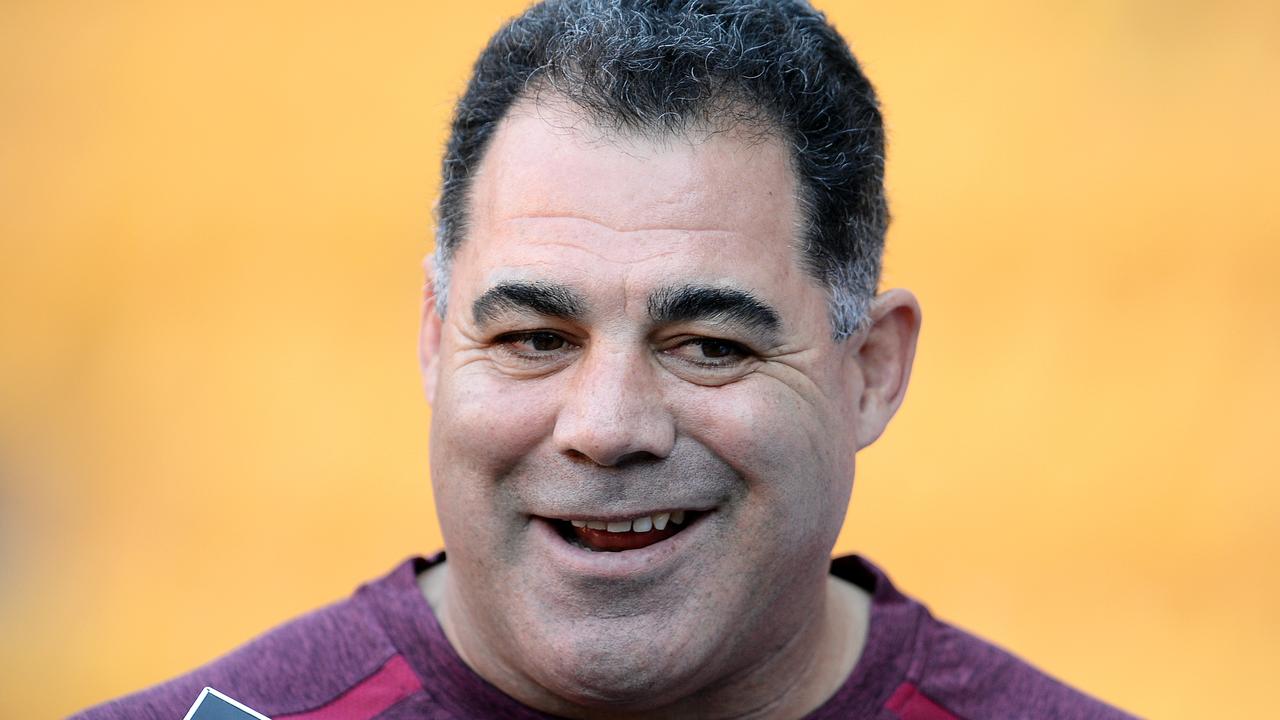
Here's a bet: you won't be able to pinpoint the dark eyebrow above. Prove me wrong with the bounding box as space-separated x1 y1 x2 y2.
647 284 782 337
471 281 587 325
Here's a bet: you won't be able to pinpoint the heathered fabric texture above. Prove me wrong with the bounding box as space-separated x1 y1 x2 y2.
71 554 1137 719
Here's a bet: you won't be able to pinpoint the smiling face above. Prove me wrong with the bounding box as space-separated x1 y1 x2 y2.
422 101 884 716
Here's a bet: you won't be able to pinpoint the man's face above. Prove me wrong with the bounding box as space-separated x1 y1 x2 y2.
425 102 866 709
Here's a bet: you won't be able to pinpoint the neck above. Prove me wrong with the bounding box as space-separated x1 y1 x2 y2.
420 563 870 720
686 574 870 720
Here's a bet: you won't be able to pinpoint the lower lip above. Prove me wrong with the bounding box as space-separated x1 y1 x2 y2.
530 513 712 579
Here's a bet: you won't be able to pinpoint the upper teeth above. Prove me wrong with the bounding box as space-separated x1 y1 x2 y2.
570 510 688 533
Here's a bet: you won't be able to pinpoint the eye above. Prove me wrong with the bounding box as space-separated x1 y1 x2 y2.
694 339 740 359
523 332 566 352
666 337 753 368
492 331 575 364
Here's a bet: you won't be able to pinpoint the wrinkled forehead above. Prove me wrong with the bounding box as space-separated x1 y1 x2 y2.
459 96 807 274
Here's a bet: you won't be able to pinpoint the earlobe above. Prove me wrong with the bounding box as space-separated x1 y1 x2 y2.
853 289 922 450
420 268 444 405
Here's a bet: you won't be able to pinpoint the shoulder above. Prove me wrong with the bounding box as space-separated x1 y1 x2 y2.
70 559 425 720
832 556 1139 720
904 618 1137 720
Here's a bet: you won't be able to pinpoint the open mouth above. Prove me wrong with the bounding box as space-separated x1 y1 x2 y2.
547 510 706 552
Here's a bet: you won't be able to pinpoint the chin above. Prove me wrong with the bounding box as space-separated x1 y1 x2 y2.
521 619 712 711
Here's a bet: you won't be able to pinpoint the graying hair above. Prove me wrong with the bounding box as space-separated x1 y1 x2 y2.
433 0 887 340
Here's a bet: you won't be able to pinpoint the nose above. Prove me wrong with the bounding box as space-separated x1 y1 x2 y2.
552 344 676 467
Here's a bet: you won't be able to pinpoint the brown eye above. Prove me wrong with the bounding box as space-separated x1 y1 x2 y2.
665 337 751 369
657 335 759 383
492 330 577 370
529 332 565 352
698 339 736 359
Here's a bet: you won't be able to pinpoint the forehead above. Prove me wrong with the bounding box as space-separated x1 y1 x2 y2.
454 100 822 320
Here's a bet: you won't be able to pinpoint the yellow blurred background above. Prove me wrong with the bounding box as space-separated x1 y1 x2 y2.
2 1 1276 717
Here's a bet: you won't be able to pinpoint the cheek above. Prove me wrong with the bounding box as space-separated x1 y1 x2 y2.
433 366 561 474
677 380 854 539
429 367 564 553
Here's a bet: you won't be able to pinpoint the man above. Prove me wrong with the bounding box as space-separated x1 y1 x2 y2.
76 1 1135 718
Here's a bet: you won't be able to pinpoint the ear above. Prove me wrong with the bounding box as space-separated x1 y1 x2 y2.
419 258 444 405
852 289 922 450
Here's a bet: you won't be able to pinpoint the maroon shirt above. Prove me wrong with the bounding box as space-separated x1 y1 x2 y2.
72 554 1137 719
